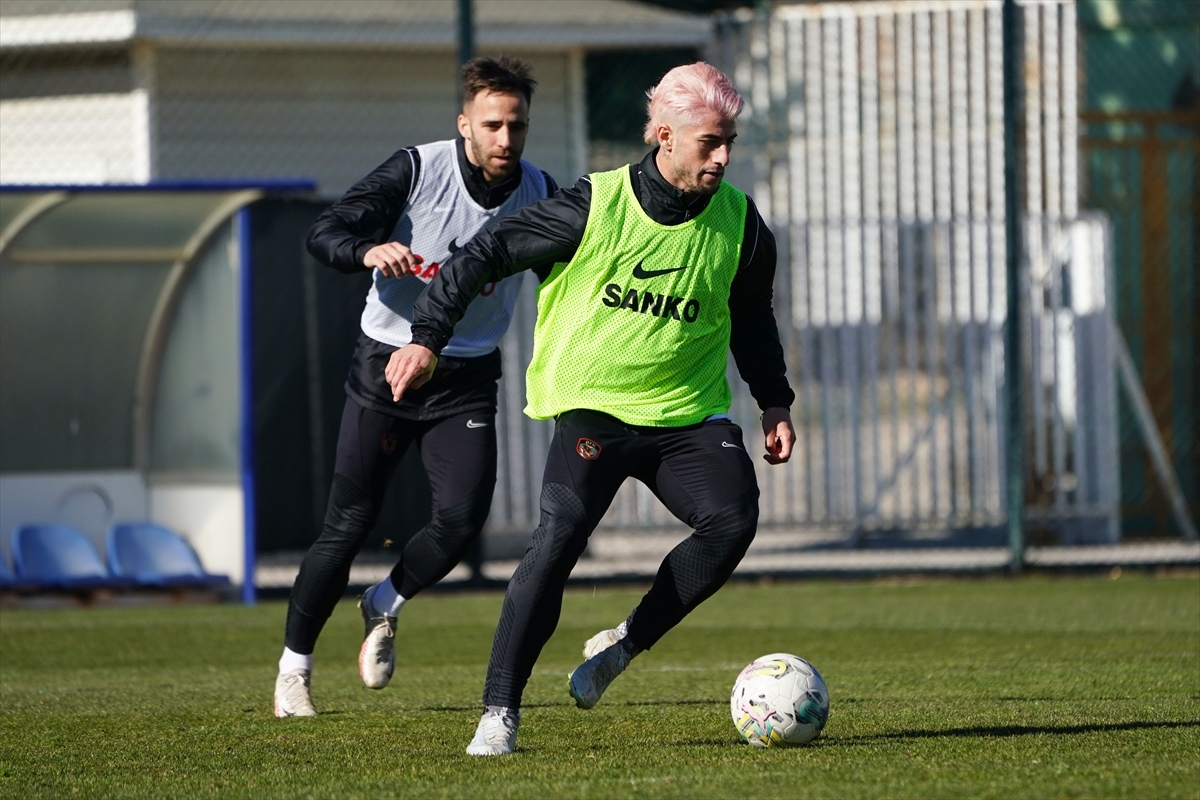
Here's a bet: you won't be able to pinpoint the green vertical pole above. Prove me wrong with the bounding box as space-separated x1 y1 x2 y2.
458 0 483 584
1002 0 1025 572
458 0 474 90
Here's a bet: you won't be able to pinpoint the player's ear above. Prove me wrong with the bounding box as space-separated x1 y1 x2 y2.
657 123 673 153
457 114 471 140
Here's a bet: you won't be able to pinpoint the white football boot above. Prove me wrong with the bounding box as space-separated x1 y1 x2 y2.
582 620 628 659
274 669 317 717
358 583 398 689
568 640 635 710
466 708 520 756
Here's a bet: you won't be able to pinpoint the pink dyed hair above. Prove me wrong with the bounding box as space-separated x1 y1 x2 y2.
642 62 744 144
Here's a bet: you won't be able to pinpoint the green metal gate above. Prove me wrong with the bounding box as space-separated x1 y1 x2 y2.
1082 108 1199 537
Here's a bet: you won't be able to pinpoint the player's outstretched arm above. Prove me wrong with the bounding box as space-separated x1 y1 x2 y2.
408 177 591 354
761 407 795 465
386 345 438 401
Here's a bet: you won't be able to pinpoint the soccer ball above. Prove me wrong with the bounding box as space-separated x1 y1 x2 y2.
730 653 829 747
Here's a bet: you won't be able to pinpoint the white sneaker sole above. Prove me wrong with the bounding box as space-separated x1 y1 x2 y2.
466 743 513 756
273 700 317 718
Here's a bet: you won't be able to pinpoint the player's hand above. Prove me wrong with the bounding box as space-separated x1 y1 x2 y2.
761 407 795 465
364 242 423 280
385 345 438 401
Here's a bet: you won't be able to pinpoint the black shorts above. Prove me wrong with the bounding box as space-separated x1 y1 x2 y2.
344 332 501 421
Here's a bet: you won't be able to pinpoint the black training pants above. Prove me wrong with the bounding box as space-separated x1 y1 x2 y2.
482 409 760 709
284 396 497 655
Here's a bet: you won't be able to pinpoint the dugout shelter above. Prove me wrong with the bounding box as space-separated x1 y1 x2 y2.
0 184 382 601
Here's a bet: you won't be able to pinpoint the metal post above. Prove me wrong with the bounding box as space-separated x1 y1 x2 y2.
458 0 474 100
237 206 257 604
458 3 488 583
1002 0 1025 572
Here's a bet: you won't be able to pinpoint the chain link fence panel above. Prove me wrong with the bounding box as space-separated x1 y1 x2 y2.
3 1 1196 576
1077 0 1198 539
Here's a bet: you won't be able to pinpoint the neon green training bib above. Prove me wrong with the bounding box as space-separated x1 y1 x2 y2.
524 166 747 425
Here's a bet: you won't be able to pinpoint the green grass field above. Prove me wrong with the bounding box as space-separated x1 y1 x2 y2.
1 574 1197 799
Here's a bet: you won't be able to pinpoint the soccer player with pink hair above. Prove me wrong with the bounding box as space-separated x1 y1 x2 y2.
388 62 796 755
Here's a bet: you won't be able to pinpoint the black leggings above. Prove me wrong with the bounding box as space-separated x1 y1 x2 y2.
483 409 759 709
284 397 497 655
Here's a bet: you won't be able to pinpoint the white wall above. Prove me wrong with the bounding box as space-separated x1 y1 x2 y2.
152 47 576 196
0 91 150 184
148 481 244 585
0 471 148 564
0 45 578 194
0 472 245 584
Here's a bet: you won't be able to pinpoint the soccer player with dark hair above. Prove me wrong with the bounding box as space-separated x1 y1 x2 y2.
386 62 796 754
274 56 557 717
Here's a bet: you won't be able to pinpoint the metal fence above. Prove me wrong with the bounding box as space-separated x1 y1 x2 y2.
487 212 1118 544
480 0 1131 546
2 0 1195 559
710 0 1193 545
1078 2 1198 539
1081 109 1198 538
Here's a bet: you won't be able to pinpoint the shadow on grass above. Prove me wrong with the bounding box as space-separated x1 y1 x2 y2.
522 737 744 752
667 737 745 748
416 702 572 712
416 699 725 712
846 719 1200 743
620 699 724 708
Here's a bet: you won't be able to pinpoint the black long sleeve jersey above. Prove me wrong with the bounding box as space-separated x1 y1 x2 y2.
306 138 558 272
410 149 795 413
303 138 560 421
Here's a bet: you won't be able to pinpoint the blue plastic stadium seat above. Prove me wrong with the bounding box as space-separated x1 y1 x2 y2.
106 522 230 588
11 524 116 589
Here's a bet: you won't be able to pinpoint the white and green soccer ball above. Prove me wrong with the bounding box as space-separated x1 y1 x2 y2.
730 653 829 747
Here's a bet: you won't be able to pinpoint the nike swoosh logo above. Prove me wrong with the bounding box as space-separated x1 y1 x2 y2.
632 261 689 280
448 238 460 253
466 419 489 429
721 441 743 450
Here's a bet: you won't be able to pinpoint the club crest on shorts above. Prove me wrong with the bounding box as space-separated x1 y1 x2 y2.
575 437 602 460
380 432 398 455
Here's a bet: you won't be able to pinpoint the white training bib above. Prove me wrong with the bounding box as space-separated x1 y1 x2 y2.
359 139 549 358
